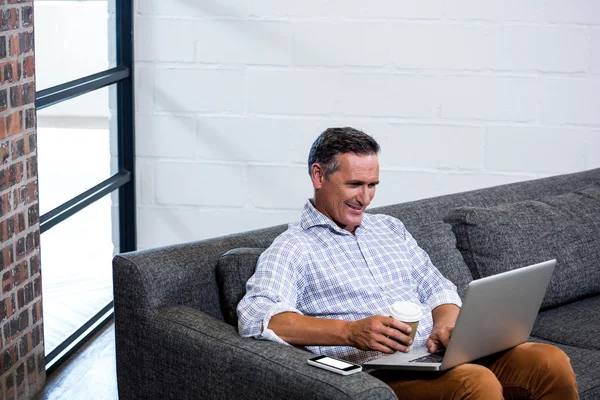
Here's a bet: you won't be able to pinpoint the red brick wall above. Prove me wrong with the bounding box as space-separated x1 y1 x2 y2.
0 0 43 398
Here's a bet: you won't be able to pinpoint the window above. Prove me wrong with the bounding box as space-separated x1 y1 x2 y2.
34 0 135 373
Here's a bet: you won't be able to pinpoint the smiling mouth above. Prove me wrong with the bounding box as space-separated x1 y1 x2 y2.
346 203 363 211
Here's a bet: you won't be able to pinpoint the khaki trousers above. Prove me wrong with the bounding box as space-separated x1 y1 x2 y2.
371 343 578 400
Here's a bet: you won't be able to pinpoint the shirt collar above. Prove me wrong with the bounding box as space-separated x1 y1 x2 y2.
299 199 371 235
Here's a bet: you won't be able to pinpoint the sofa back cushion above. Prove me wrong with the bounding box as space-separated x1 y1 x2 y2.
216 247 265 327
410 221 473 298
444 182 600 309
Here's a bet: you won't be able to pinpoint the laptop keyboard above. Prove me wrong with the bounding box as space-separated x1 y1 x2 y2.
408 351 445 363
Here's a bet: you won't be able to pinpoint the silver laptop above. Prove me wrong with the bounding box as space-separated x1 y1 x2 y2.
364 259 556 371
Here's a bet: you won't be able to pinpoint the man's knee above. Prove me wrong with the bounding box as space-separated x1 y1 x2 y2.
451 364 503 399
515 343 573 371
534 344 576 386
514 343 578 391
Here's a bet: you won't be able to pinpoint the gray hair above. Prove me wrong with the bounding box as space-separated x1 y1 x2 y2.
308 127 380 178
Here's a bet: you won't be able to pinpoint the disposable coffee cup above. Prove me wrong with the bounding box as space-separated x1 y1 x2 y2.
390 301 422 344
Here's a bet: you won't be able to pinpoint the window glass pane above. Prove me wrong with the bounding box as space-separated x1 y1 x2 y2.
34 0 116 90
37 85 118 215
41 192 120 355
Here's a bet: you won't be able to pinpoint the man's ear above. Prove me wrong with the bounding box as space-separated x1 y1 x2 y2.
310 163 325 189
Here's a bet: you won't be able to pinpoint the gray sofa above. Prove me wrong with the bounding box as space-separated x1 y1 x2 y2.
113 167 600 399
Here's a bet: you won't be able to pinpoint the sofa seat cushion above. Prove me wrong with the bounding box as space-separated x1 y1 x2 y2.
410 221 473 298
532 295 600 351
216 247 265 327
444 181 600 309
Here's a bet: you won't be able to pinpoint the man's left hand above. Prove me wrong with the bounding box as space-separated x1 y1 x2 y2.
426 303 460 353
426 324 454 353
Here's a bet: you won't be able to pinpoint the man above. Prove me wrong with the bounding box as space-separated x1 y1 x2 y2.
237 127 578 399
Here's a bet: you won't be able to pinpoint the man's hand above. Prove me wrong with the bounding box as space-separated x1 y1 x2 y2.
426 304 460 353
426 324 454 353
346 315 414 354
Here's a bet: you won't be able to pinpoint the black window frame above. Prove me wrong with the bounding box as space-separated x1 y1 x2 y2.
35 0 135 374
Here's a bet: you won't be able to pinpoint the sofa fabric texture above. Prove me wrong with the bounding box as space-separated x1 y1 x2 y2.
217 247 266 327
532 295 600 351
113 168 600 400
445 181 600 309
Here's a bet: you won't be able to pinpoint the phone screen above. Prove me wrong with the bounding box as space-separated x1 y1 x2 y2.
316 357 355 370
310 356 361 372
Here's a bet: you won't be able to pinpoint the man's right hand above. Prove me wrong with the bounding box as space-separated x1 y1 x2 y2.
346 315 414 353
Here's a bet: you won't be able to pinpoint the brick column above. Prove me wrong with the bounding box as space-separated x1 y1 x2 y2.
0 0 44 398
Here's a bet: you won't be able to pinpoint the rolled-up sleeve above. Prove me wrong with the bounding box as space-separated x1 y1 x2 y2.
236 235 306 345
393 221 462 311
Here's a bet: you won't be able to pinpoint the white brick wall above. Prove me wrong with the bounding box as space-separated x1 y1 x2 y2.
592 29 600 74
154 162 245 207
377 124 485 170
196 20 291 65
135 0 600 249
153 68 245 112
541 79 600 125
340 74 439 118
545 0 600 25
292 22 388 67
485 127 590 173
440 76 540 122
247 69 341 115
443 0 546 22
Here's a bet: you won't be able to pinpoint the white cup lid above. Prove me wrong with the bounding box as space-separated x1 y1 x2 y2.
390 301 422 322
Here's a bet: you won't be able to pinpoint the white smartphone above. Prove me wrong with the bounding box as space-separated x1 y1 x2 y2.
307 355 362 375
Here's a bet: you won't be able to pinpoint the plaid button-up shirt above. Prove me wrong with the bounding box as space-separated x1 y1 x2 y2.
237 200 462 364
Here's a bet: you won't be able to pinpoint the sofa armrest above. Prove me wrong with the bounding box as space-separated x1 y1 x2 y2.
113 225 287 320
113 247 224 321
115 305 396 400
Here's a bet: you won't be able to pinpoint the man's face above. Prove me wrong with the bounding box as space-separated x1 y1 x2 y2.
311 152 380 234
